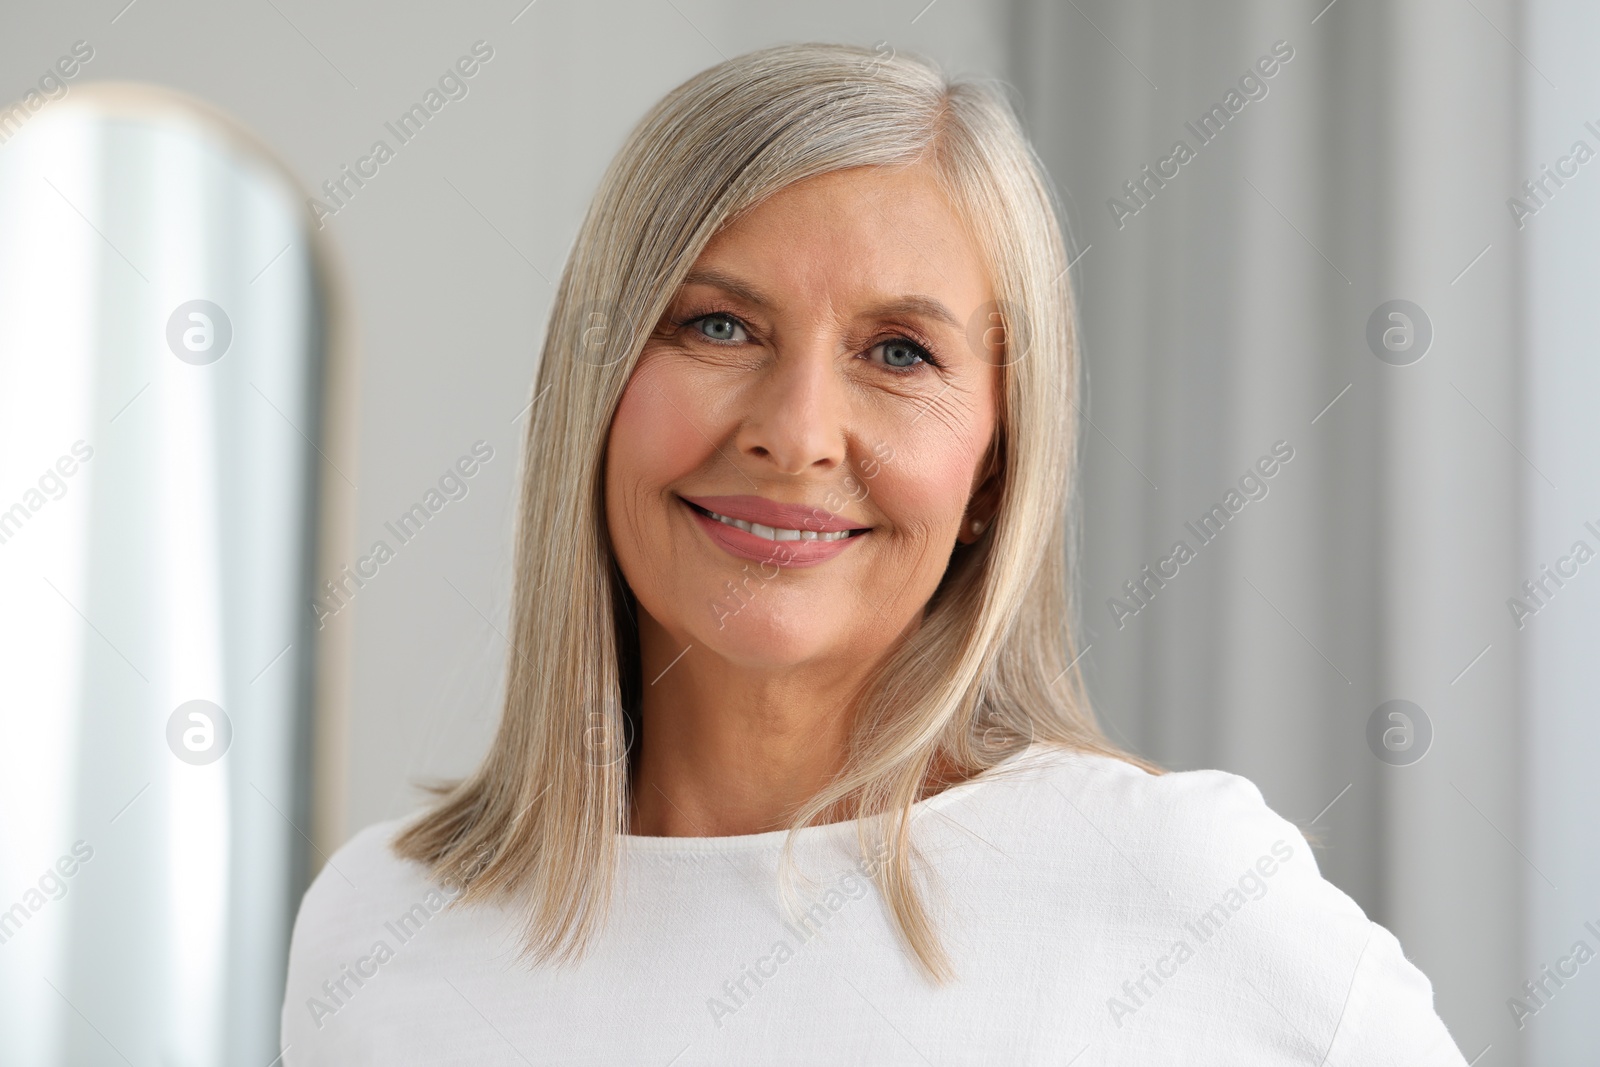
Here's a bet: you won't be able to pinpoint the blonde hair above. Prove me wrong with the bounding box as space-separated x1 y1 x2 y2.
394 40 1160 983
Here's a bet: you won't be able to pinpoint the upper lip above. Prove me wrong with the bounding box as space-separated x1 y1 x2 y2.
680 494 868 534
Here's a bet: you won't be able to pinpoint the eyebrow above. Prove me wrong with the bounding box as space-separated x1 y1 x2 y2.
679 268 963 330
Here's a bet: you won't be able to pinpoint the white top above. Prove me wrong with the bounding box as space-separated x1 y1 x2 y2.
280 745 1468 1065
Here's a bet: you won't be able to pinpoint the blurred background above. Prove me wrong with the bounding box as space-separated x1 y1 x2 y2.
0 0 1594 1063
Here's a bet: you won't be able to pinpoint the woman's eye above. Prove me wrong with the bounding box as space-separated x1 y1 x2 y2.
692 313 747 343
873 338 931 370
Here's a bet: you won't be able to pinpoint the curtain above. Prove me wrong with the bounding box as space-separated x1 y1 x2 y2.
1008 0 1539 1058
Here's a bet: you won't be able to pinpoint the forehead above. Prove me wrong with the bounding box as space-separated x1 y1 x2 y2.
691 164 994 310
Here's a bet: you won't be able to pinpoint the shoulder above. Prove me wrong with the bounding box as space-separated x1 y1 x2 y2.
1001 744 1312 872
282 815 427 969
1003 744 1344 936
279 818 438 1054
991 746 1465 1061
288 817 433 928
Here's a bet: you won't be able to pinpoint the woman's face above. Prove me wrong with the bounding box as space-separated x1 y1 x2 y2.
605 163 1003 671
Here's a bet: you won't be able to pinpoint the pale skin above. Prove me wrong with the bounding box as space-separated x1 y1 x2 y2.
604 162 1006 837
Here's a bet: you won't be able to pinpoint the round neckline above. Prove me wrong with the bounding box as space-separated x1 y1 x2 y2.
620 742 1048 853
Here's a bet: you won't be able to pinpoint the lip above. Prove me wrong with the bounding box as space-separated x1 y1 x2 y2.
680 494 863 533
679 494 870 568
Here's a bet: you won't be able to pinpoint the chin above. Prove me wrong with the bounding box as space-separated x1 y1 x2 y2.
695 601 849 670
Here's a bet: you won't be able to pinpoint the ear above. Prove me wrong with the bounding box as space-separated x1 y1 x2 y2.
956 438 1004 545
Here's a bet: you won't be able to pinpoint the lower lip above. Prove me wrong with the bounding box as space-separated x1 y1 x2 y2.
684 501 867 568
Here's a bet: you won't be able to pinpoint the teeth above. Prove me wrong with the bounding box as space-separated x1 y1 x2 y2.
704 508 853 542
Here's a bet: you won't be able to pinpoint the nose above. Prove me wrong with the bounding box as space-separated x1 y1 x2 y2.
733 340 848 476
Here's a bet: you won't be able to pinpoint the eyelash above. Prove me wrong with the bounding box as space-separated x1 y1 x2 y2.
676 309 946 372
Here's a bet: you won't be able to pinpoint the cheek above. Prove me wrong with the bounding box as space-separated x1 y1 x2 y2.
605 359 734 575
608 369 659 463
870 392 996 534
608 363 708 501
873 441 978 528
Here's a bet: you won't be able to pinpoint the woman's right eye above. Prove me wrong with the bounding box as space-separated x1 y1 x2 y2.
691 312 749 343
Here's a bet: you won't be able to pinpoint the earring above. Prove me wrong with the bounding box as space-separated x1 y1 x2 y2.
969 519 985 535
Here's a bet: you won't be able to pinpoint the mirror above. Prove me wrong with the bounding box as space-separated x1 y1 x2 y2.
0 84 338 1065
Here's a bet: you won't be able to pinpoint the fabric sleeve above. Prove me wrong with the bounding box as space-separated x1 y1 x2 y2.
1317 920 1472 1066
278 819 411 1066
1128 766 1472 1065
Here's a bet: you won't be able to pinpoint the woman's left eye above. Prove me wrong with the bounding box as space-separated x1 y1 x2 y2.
870 338 936 371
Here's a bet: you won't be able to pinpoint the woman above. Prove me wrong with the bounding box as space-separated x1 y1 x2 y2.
282 42 1468 1064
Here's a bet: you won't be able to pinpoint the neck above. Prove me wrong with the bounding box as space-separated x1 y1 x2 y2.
626 613 888 837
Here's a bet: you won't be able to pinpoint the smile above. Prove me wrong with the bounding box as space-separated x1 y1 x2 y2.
679 495 871 568
694 505 854 542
